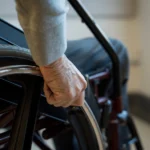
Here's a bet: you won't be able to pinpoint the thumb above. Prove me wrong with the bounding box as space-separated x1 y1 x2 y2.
44 82 56 104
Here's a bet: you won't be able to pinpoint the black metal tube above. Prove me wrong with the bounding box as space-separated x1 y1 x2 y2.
68 0 121 97
127 116 143 150
8 76 43 150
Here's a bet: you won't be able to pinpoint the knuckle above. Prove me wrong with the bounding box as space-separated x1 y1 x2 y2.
54 104 61 108
47 99 53 105
83 80 87 89
67 91 74 99
47 98 57 105
73 99 84 106
78 98 84 106
63 105 69 108
63 102 72 108
76 86 81 93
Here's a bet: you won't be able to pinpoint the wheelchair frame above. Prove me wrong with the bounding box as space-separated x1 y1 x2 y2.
0 0 143 149
68 1 143 149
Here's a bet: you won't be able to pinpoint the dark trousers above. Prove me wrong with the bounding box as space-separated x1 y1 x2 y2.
54 37 130 150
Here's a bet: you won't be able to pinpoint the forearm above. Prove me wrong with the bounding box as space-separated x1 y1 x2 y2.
15 0 68 66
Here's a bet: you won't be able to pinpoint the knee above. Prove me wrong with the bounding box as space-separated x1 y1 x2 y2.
109 38 130 82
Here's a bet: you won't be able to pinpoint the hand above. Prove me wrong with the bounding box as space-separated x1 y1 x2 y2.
39 55 87 108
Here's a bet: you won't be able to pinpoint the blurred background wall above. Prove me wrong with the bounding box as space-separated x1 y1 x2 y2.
138 0 150 97
0 0 149 121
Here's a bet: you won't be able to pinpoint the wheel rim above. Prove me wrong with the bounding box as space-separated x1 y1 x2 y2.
0 65 104 150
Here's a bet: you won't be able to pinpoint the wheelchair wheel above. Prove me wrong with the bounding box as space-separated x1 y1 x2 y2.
0 45 104 150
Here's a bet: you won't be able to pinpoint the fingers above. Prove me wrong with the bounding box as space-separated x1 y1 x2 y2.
54 100 72 108
44 83 70 107
54 91 85 108
72 91 85 106
44 83 56 104
59 91 85 108
44 82 85 108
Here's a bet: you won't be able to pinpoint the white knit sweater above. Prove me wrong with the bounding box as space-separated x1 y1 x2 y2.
15 0 68 66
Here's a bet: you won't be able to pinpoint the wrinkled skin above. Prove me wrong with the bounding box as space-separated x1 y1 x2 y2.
39 55 87 107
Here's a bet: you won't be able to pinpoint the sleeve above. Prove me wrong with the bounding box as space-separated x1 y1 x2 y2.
15 0 69 66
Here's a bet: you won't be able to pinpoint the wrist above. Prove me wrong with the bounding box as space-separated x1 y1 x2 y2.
39 54 65 69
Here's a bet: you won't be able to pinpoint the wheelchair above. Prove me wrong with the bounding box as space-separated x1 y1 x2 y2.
0 0 143 149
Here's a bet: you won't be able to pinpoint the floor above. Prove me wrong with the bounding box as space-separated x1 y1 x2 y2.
131 116 150 150
32 115 150 150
